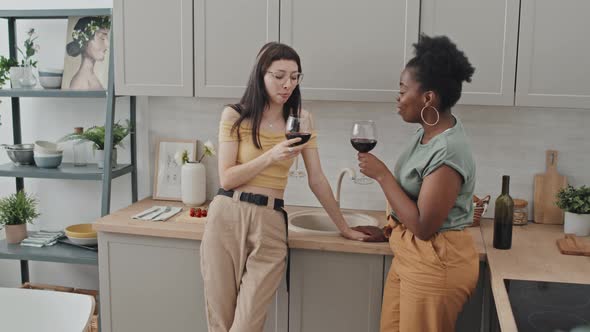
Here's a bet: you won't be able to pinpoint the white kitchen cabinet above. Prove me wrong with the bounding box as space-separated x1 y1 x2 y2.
98 233 206 332
114 0 193 96
280 0 420 102
194 0 280 98
289 250 383 332
98 232 285 332
420 0 519 106
515 0 590 108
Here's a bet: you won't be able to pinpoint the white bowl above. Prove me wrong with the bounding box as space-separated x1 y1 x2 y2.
39 68 64 75
66 236 97 246
34 140 63 154
39 76 62 89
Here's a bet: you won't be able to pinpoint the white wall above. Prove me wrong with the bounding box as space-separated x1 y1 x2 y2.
147 98 590 213
2 0 590 289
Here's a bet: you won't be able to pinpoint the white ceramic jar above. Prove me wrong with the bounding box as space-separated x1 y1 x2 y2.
181 162 206 206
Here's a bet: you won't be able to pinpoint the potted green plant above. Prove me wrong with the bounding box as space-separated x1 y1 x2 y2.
556 185 590 236
61 120 131 169
0 191 40 244
0 56 18 88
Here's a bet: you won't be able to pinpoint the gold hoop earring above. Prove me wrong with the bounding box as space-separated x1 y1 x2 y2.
420 105 440 126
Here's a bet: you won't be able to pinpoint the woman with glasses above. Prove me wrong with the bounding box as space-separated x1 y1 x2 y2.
200 42 369 332
353 35 478 332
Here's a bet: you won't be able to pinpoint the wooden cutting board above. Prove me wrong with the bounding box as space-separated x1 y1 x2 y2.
556 234 590 256
534 150 567 224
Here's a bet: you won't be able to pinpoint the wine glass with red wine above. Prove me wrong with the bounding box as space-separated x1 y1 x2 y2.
286 113 312 178
351 120 377 185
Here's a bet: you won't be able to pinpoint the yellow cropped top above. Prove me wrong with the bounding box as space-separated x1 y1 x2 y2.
219 120 318 190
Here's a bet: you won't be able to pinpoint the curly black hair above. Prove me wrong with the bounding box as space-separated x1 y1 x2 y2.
406 34 475 111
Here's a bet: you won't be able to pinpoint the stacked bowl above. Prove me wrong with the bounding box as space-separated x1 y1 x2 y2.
34 141 63 168
64 224 97 245
38 68 64 89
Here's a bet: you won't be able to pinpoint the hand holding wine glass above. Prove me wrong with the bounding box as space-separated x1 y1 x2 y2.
351 120 377 185
286 113 312 177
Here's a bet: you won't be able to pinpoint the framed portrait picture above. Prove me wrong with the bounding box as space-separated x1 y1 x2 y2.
62 15 111 90
153 139 197 201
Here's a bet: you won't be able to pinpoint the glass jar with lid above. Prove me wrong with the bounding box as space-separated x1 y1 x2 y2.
513 199 528 225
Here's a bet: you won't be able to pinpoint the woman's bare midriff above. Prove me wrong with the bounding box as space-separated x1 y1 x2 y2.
234 184 285 200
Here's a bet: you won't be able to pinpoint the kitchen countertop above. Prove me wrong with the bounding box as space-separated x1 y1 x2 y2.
480 219 590 332
93 198 485 257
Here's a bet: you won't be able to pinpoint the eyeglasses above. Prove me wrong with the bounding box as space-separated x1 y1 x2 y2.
267 71 304 85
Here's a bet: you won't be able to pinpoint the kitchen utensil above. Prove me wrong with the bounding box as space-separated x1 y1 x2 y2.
34 153 63 168
34 140 63 154
150 206 171 220
64 224 97 238
136 207 160 219
556 234 590 256
533 150 567 224
2 144 35 165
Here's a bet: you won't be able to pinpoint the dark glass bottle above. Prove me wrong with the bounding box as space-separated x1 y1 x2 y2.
493 175 514 249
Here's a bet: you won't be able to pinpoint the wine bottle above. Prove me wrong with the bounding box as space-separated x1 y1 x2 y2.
493 175 514 249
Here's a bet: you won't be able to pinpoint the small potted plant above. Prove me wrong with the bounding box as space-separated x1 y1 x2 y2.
177 140 216 206
556 185 590 236
0 56 18 88
61 120 131 168
0 191 40 244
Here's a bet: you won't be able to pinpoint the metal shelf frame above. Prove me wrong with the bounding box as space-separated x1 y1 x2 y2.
1 8 138 287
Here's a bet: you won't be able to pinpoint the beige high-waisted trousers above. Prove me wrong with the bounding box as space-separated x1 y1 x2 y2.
200 193 287 332
380 223 479 332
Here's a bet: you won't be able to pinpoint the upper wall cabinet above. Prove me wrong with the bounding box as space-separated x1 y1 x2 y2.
515 0 590 108
420 0 519 106
280 0 420 102
194 0 280 98
114 0 193 96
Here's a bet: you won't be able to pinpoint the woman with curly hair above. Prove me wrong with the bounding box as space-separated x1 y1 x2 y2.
66 16 110 90
353 34 478 332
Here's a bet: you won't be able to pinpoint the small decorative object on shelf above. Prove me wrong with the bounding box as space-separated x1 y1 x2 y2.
72 127 88 167
0 190 40 244
556 185 590 236
17 28 40 88
493 175 514 250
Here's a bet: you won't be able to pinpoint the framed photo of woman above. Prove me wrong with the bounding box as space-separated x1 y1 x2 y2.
62 16 111 90
153 138 197 201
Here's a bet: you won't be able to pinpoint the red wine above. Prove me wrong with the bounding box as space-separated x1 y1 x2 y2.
286 132 312 146
350 138 377 153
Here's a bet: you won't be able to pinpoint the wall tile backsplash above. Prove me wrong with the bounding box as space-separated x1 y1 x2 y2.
148 97 590 218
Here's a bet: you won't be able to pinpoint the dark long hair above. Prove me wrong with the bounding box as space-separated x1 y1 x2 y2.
229 42 302 149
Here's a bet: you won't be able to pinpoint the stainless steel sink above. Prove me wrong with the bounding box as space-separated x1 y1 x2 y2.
288 210 379 236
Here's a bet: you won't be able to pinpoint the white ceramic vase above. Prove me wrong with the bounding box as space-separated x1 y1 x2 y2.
94 149 117 169
564 212 590 236
181 162 206 206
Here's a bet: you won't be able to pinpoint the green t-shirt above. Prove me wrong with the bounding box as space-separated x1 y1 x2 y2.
391 116 475 232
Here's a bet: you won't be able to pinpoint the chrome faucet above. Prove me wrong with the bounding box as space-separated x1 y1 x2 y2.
335 167 356 208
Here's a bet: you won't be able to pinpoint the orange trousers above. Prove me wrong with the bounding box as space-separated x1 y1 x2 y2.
380 224 479 332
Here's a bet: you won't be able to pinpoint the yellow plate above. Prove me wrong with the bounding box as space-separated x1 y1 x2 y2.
65 223 97 239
